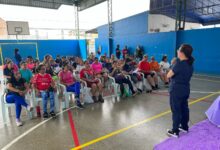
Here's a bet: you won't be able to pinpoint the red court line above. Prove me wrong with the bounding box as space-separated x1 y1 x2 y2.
68 110 81 149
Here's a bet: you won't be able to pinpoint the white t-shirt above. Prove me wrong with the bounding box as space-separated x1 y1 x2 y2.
160 61 170 72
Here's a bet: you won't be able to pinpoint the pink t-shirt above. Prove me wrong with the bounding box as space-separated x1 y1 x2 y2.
91 62 102 74
58 70 75 85
27 63 35 70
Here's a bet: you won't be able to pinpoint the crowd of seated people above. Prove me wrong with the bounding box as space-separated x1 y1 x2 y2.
2 49 175 126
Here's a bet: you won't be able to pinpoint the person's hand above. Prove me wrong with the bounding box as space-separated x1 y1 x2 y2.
18 91 25 96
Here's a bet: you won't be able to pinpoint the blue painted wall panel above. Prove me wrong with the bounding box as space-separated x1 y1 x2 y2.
0 40 80 63
177 28 220 75
79 40 87 60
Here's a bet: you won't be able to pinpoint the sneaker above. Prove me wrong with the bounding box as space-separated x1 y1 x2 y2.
43 112 49 118
137 88 143 93
179 127 188 133
98 95 104 103
27 105 33 112
167 129 179 138
132 92 138 97
76 101 84 109
146 90 152 93
16 120 23 127
49 111 56 117
92 96 98 103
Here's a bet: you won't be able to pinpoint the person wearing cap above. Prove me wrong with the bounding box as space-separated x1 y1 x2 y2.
138 55 159 90
167 44 194 138
19 61 33 83
150 56 169 85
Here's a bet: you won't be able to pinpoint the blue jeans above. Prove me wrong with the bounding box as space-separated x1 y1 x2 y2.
6 94 28 119
66 82 80 99
40 91 55 113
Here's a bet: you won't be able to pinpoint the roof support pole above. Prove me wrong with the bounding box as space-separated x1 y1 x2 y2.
75 4 80 39
107 0 113 57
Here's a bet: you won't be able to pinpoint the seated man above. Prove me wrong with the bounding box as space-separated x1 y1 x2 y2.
58 63 83 109
32 64 56 118
80 61 104 103
150 56 169 85
6 71 33 126
138 55 159 90
110 61 137 97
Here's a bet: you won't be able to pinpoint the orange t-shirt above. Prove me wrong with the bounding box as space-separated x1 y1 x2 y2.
150 61 160 72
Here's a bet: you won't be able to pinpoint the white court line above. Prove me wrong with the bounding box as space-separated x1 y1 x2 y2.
1 106 77 150
157 90 218 94
194 74 220 79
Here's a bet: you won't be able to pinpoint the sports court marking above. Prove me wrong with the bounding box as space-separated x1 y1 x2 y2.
1 106 76 150
194 74 220 79
71 91 220 150
68 110 81 149
192 77 220 83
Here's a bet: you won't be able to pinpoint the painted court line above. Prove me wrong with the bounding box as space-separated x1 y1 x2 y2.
68 110 81 148
192 77 220 83
71 92 220 150
1 106 76 150
194 74 220 79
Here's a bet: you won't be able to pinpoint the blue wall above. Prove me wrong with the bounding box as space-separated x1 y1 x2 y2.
177 28 220 75
0 40 86 64
96 11 220 75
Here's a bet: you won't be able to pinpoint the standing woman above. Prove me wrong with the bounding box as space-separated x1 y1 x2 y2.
14 48 22 68
167 44 194 138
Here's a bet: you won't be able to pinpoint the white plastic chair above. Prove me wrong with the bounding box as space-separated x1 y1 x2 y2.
0 92 33 124
31 89 60 115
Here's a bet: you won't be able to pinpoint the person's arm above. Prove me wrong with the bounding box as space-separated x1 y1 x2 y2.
167 62 180 79
167 70 174 79
7 83 20 93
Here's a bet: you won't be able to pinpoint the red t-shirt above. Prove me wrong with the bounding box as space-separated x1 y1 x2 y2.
32 73 52 91
122 49 128 56
80 68 94 80
138 61 151 72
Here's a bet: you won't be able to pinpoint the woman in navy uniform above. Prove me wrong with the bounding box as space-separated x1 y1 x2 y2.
167 44 194 138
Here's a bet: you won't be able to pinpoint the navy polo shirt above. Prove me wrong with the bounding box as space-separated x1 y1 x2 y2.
169 59 193 96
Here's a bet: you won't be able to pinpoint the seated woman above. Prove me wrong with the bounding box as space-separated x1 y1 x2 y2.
160 55 170 74
58 63 83 109
4 60 14 79
110 61 137 97
26 57 35 71
91 57 103 78
32 59 40 74
150 56 169 85
19 61 33 84
80 61 104 103
32 64 56 118
123 58 143 93
6 71 33 126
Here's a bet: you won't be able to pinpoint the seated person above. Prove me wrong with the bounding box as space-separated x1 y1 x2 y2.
26 57 35 71
110 61 137 97
150 56 169 85
19 61 33 83
32 59 40 74
58 63 83 109
138 55 159 90
123 58 143 93
32 64 56 118
160 55 170 74
91 57 103 77
6 71 33 126
80 61 104 103
4 60 14 79
45 63 56 77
